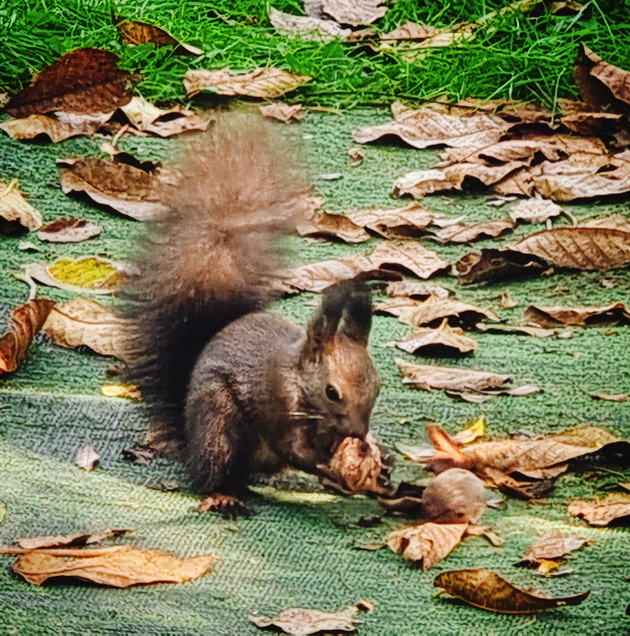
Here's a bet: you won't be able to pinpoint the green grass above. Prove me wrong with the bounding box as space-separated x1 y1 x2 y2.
1 0 629 109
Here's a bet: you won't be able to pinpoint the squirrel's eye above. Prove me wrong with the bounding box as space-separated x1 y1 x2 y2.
325 384 341 402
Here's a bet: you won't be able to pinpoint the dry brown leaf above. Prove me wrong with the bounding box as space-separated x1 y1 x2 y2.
348 147 365 166
4 48 134 117
0 299 55 374
518 532 592 566
568 494 630 526
282 241 448 293
17 529 131 550
0 111 112 143
581 213 630 232
322 434 393 495
380 22 442 41
394 321 477 356
434 569 590 613
346 203 434 238
0 179 43 232
426 424 630 482
560 111 624 136
387 522 469 570
376 297 499 328
475 323 554 338
43 298 130 360
259 102 305 123
514 226 630 269
22 257 124 295
524 303 630 327
12 546 216 587
37 218 101 243
296 212 370 243
184 68 310 99
575 45 630 113
589 392 627 402
353 103 509 150
456 248 549 284
321 0 387 26
269 7 353 41
431 219 514 244
396 358 513 392
74 444 100 471
115 17 203 54
58 156 169 221
251 604 363 635
386 280 450 301
509 197 563 224
422 468 487 524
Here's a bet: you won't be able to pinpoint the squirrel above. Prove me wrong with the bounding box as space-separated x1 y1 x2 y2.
124 115 381 517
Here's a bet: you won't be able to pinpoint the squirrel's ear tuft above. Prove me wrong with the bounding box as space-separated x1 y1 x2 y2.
300 282 372 362
340 284 372 345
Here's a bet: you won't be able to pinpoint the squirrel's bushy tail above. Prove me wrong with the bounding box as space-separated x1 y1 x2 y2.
124 114 308 439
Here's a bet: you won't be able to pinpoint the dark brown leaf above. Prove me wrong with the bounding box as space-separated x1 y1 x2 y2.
37 218 101 243
0 299 55 374
524 303 630 327
115 17 203 55
5 49 135 117
434 569 590 613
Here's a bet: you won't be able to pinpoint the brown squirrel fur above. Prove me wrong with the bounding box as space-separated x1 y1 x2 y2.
124 115 380 516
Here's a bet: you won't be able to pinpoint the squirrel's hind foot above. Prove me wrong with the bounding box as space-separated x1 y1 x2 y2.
196 494 254 519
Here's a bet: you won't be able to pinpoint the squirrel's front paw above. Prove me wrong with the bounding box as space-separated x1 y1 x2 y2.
196 494 254 520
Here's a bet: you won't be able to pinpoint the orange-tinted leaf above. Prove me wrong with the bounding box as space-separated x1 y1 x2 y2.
434 569 590 613
5 49 134 117
12 546 216 587
568 494 630 526
0 299 55 374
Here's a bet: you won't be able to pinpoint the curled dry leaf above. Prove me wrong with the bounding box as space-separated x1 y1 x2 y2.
296 212 370 243
568 494 630 526
518 532 592 566
0 180 43 232
376 297 499 328
321 434 394 495
269 7 353 41
0 299 55 374
17 529 131 550
74 444 100 471
184 67 310 99
354 103 509 150
21 257 124 295
431 219 514 244
4 48 135 117
251 603 364 635
58 155 169 221
575 45 630 113
348 147 365 166
259 102 305 123
422 468 487 524
43 298 130 360
386 280 450 301
589 392 627 402
388 522 469 570
115 16 203 55
394 321 478 356
456 248 549 284
282 241 448 293
346 203 434 238
425 424 630 485
524 302 630 327
509 197 563 224
475 323 554 338
11 546 216 587
396 358 513 393
434 569 590 613
37 218 101 243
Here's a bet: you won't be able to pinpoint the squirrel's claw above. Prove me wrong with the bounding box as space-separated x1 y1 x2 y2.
196 494 254 519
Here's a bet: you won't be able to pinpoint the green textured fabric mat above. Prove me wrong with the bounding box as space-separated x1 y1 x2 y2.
0 109 629 635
